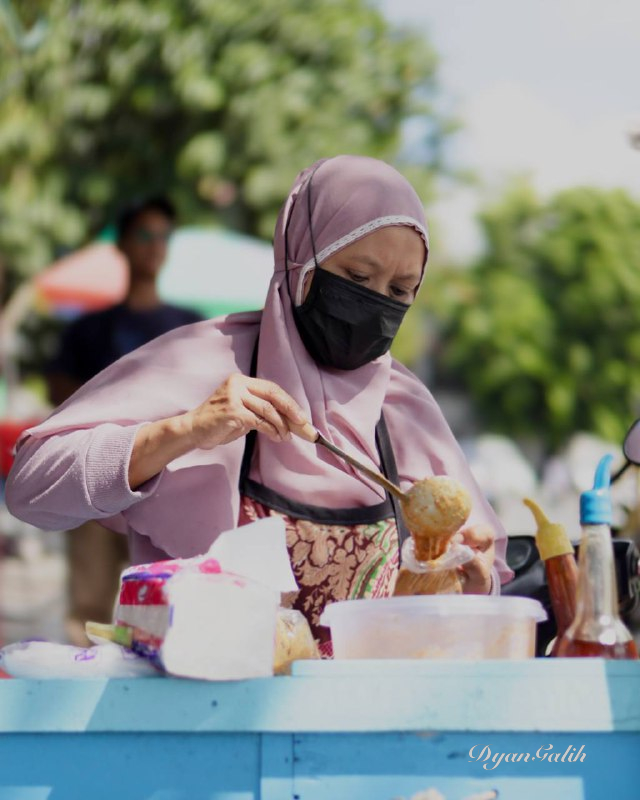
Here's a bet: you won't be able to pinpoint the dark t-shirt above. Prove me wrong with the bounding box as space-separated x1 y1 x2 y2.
50 303 204 383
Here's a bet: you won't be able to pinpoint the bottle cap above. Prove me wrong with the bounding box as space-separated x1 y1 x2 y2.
580 454 613 525
523 498 574 560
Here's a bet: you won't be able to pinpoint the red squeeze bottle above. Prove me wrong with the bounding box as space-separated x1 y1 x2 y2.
524 498 579 655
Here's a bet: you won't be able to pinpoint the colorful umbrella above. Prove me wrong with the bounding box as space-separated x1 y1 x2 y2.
34 243 127 317
33 227 274 319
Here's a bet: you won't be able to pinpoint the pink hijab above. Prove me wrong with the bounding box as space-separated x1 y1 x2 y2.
22 155 511 581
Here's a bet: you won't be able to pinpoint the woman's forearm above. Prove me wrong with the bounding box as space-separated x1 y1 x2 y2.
7 374 308 528
128 414 197 490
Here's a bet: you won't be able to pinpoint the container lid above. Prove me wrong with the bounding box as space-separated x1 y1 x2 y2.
320 595 548 626
580 454 613 525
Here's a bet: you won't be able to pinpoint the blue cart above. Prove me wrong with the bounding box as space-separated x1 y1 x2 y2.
0 659 638 799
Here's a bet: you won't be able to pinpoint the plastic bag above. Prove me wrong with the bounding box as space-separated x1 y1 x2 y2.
114 517 299 679
401 539 475 573
273 608 320 675
394 540 476 595
0 639 160 679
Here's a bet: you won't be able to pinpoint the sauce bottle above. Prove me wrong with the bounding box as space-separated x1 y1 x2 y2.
523 498 578 655
555 455 638 659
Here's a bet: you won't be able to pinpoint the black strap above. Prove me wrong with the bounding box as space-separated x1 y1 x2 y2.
376 412 411 559
238 337 260 490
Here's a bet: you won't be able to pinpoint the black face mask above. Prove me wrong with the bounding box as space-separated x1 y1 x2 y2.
292 267 410 370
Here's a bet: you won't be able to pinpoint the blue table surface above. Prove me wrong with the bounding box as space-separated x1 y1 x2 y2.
1 658 639 734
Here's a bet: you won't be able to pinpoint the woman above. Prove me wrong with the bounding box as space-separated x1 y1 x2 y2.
7 156 513 651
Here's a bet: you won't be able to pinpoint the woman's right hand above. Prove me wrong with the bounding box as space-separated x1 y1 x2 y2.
128 374 309 490
185 373 309 449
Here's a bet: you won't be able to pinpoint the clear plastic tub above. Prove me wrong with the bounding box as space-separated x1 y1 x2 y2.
320 595 547 660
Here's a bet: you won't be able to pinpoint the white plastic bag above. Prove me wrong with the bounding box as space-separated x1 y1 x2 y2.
0 640 159 679
160 571 281 680
400 539 475 573
394 540 476 595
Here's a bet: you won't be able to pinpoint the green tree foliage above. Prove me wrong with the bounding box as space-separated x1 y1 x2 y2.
434 183 640 448
0 0 445 286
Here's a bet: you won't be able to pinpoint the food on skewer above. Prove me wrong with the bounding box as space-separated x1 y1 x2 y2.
290 423 473 596
400 476 472 561
394 476 472 596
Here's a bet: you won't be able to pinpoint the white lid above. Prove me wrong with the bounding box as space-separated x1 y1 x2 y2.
320 595 548 626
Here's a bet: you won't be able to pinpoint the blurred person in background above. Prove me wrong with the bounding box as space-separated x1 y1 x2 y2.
46 195 203 645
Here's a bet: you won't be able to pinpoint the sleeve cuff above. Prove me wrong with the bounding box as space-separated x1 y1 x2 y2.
489 566 501 595
84 423 162 514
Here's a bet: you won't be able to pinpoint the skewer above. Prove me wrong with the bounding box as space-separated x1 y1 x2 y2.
291 422 406 500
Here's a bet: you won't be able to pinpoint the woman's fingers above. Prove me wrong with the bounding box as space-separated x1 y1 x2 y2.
188 373 311 449
209 374 310 445
245 378 308 427
458 524 495 553
242 392 291 442
242 377 312 442
251 414 285 444
459 552 492 595
456 524 496 595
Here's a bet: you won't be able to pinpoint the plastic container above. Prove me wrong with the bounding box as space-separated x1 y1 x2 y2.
320 595 547 660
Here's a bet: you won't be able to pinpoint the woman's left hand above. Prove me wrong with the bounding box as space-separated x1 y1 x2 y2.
455 524 496 594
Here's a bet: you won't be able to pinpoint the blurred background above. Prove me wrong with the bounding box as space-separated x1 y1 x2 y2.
1 0 639 645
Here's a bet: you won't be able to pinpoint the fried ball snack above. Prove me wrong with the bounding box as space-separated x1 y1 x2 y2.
400 476 472 561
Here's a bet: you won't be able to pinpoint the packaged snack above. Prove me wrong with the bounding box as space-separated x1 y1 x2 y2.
274 608 320 675
115 555 223 666
113 517 301 680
